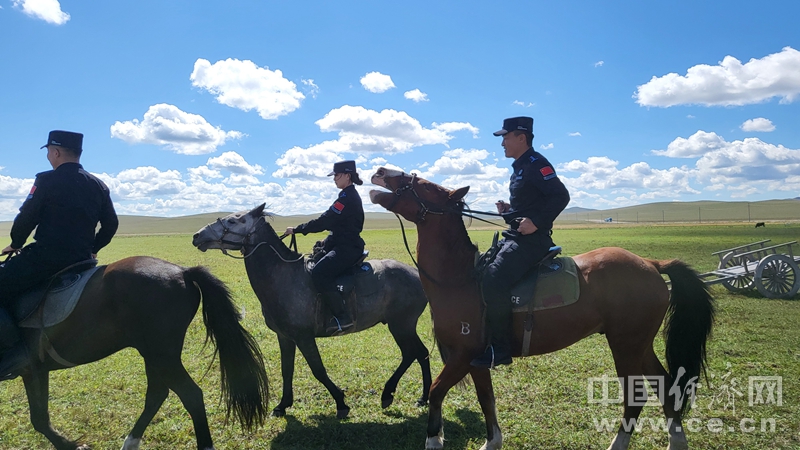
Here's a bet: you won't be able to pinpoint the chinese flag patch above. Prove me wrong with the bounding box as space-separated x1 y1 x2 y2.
540 166 555 177
29 185 37 195
333 201 345 212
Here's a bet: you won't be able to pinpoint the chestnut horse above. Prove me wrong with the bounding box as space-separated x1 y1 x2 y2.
1 256 269 450
370 168 715 450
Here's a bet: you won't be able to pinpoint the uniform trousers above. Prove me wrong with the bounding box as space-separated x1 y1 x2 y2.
311 244 364 294
0 244 83 309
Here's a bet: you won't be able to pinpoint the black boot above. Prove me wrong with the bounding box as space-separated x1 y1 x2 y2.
321 291 354 336
471 307 513 369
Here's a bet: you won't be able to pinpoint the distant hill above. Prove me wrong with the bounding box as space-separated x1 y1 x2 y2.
564 206 596 214
1 199 799 236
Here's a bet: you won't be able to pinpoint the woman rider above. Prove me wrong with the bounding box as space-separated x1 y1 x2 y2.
285 160 364 335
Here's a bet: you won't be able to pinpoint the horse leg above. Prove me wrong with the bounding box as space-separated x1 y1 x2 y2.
470 367 502 450
154 358 215 450
426 355 472 450
121 362 170 450
272 335 297 417
295 337 350 419
642 350 689 450
382 321 431 408
605 340 648 450
22 371 87 450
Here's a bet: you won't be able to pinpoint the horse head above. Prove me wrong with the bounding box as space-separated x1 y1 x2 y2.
192 203 268 253
369 167 469 223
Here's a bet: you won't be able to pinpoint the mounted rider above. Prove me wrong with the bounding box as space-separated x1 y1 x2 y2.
0 130 119 379
472 117 571 369
285 160 365 335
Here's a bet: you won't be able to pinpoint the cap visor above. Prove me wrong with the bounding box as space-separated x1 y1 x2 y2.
327 171 336 176
493 129 508 136
40 144 48 149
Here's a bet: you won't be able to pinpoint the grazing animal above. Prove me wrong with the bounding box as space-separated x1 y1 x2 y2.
2 257 269 450
192 204 431 419
755 222 766 228
370 167 715 450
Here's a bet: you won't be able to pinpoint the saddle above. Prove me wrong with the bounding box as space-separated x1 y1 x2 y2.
305 247 373 297
474 232 581 356
11 261 102 328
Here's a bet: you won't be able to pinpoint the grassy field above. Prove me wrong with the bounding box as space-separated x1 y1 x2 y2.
1 222 800 449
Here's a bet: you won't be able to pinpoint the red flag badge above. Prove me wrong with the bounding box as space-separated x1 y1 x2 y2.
540 166 554 177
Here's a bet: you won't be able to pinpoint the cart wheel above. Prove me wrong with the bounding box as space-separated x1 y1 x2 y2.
718 251 754 292
754 254 800 299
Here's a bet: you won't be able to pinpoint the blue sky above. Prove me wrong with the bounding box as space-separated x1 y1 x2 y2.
1 0 799 220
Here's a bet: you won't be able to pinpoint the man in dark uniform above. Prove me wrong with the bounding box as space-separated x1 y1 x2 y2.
471 117 571 369
0 130 119 379
285 160 365 335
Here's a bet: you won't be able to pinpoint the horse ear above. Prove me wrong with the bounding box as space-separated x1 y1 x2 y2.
253 203 266 216
449 186 470 202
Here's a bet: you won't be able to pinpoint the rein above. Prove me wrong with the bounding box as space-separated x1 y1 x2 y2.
394 214 439 285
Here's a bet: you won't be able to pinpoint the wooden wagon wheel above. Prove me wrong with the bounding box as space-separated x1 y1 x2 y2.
718 251 754 292
754 254 800 299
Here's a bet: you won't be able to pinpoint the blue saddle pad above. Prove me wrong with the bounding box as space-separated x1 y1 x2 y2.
13 266 102 328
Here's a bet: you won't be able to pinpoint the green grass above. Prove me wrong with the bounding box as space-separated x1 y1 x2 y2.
1 223 800 449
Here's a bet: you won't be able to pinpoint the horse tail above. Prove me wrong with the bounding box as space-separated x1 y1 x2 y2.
654 259 715 416
184 266 269 431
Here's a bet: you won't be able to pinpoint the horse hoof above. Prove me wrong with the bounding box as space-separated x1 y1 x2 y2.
415 398 429 408
271 408 286 418
336 407 350 419
381 395 394 409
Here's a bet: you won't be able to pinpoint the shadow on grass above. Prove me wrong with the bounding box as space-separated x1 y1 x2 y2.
269 408 486 450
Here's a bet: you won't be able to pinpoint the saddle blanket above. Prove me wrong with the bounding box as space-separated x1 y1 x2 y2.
510 257 580 313
14 266 103 328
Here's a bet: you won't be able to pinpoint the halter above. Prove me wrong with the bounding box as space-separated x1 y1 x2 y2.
205 216 304 262
387 173 452 223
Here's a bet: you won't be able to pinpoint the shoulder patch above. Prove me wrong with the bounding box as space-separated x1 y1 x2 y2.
331 201 345 214
26 185 36 200
530 155 538 162
339 191 347 198
540 166 557 180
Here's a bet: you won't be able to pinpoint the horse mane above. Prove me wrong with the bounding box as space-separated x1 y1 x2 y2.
449 201 478 255
260 212 303 260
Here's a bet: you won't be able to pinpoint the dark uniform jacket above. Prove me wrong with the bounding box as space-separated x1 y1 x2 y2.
502 147 570 241
11 162 118 259
295 184 365 251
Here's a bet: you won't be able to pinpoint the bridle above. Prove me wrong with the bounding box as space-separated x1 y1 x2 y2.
385 173 453 223
204 215 304 262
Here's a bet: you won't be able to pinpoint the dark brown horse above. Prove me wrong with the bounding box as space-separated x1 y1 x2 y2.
369 168 715 450
192 204 431 419
1 256 269 450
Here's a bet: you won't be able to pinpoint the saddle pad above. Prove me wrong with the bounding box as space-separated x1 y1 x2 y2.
353 260 381 297
19 266 102 329
511 257 580 313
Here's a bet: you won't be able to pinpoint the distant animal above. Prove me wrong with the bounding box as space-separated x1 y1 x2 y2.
2 256 269 450
370 167 716 450
192 204 431 419
755 222 766 228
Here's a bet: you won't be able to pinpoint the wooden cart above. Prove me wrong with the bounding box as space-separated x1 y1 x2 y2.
698 239 800 299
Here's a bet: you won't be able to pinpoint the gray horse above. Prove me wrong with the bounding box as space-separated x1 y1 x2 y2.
192 204 431 419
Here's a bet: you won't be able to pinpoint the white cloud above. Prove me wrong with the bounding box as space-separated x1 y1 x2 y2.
652 130 727 158
110 104 244 155
12 0 69 25
207 151 264 175
635 47 800 107
568 132 581 137
540 143 554 150
302 79 320 99
741 117 775 132
360 72 395 93
594 61 604 67
272 144 343 179
190 58 305 119
513 100 534 107
312 105 471 154
404 89 429 102
559 156 699 196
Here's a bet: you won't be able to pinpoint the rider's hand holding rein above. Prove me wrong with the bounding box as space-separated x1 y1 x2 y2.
1 246 19 256
285 227 295 235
